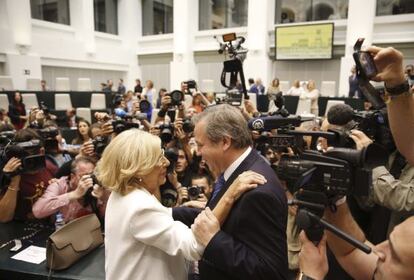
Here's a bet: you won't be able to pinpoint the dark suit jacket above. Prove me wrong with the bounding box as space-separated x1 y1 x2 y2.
173 149 288 280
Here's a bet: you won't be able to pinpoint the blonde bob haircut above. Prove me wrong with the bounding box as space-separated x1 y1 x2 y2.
96 129 162 195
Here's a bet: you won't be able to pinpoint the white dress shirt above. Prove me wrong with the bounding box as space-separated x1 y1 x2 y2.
223 146 252 181
105 187 204 280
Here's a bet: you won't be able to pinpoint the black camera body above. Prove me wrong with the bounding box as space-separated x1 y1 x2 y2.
112 118 139 134
188 185 204 200
276 144 387 202
183 80 197 91
38 127 59 152
92 136 108 157
139 99 151 113
182 118 194 134
4 139 46 174
215 89 243 107
159 148 179 207
168 90 184 107
159 123 174 143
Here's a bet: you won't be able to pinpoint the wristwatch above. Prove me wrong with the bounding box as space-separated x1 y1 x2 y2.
385 79 410 96
298 272 317 280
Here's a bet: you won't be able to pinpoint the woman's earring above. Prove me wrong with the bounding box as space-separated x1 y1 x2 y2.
138 177 143 183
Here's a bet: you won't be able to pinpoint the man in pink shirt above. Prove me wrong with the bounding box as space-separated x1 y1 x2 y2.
32 156 108 223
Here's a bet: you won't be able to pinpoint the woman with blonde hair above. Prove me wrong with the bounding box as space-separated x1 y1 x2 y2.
267 78 281 112
97 129 265 280
300 80 320 116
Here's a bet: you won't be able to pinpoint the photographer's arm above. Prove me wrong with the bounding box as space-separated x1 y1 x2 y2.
195 91 211 107
324 203 377 280
0 158 21 222
387 95 414 165
367 46 414 164
371 165 414 212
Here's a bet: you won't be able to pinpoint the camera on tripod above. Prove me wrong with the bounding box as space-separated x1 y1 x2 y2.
216 32 249 104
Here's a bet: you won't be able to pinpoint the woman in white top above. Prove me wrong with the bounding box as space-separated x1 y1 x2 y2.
300 80 320 116
267 78 281 113
142 80 157 108
286 80 305 96
97 129 264 280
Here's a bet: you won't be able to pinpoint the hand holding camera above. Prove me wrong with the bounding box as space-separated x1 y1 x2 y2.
349 130 373 150
69 174 93 200
79 140 95 157
367 46 405 87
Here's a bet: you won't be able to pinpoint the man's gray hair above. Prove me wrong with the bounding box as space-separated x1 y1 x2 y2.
193 104 252 149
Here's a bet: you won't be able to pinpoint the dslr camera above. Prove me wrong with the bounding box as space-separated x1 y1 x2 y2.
91 136 108 157
188 185 204 201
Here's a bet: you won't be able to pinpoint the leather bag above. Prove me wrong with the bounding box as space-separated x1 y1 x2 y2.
46 214 103 270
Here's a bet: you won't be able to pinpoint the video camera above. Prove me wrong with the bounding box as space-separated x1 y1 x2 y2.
2 139 46 174
91 136 108 157
215 32 249 102
38 127 59 152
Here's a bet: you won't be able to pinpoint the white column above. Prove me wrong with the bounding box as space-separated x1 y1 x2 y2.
170 0 198 90
118 0 142 89
70 0 95 54
243 0 274 89
5 0 42 90
338 0 376 96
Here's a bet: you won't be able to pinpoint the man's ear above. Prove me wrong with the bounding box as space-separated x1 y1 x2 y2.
39 147 45 155
222 135 232 151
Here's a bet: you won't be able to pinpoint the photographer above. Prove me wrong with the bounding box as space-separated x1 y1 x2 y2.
298 45 414 280
351 129 414 232
299 201 414 280
0 128 57 222
32 156 108 223
366 46 414 165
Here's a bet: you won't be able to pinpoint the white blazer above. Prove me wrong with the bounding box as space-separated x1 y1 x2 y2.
105 187 204 280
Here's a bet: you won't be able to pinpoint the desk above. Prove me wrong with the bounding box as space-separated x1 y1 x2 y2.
0 221 105 280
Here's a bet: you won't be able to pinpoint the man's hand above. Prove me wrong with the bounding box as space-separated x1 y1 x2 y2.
225 171 266 201
101 122 114 136
161 95 172 110
68 175 93 200
94 112 111 122
79 140 95 157
192 207 220 246
167 171 179 189
350 130 373 150
299 231 329 280
367 46 405 87
91 184 107 202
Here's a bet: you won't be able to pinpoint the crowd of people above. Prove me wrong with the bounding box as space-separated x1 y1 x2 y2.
0 45 413 280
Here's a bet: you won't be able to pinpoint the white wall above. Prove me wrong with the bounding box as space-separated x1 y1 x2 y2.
42 66 126 91
0 0 413 93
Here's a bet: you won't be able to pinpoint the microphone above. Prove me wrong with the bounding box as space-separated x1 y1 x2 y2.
248 115 313 131
296 209 372 254
327 103 354 125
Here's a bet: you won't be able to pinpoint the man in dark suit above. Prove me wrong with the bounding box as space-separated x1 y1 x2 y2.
58 107 80 128
173 104 288 280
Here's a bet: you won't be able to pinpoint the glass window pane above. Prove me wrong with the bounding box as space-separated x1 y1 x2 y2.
275 0 348 24
142 0 173 36
94 0 118 34
199 0 248 30
31 0 70 25
376 0 414 16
